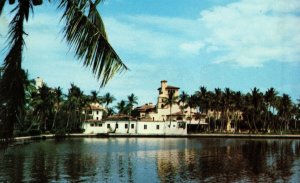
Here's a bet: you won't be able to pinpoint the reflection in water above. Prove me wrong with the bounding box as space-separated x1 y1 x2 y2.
0 138 300 182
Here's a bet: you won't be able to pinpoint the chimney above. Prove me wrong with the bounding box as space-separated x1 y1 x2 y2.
161 80 167 93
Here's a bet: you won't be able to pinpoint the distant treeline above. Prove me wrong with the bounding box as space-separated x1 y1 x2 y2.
178 86 300 133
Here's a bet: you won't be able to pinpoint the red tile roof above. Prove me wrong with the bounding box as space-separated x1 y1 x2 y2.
135 104 155 112
166 111 185 116
166 85 180 89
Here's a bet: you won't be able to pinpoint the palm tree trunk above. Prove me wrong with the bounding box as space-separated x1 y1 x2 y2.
127 109 131 133
169 105 172 126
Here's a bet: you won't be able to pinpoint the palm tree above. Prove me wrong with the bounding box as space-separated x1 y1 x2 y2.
0 0 127 138
212 88 222 131
196 86 208 114
264 87 278 132
278 94 292 133
51 87 63 130
90 90 102 105
116 100 127 115
249 87 264 132
232 91 244 133
65 84 85 132
162 91 179 126
179 91 189 110
187 94 197 124
127 93 138 133
31 84 55 131
102 92 116 108
221 88 233 131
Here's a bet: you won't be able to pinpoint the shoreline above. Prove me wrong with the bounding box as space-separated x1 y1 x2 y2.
5 133 300 143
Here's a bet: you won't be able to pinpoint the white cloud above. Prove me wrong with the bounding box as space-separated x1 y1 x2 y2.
104 17 182 59
199 0 300 67
179 41 205 55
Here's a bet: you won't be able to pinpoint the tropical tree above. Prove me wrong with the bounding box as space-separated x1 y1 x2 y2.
116 100 127 115
179 91 189 112
221 88 233 131
64 84 86 132
162 91 179 126
248 87 264 132
187 94 197 124
278 94 292 133
102 92 116 108
90 90 102 105
212 88 222 131
0 0 127 138
196 86 208 114
264 87 278 132
232 91 244 132
51 87 64 130
32 84 55 131
127 93 138 133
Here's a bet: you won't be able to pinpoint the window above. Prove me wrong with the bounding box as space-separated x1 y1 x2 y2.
144 125 147 129
156 125 160 130
131 124 134 129
125 124 128 129
116 124 119 128
99 123 102 127
107 124 110 128
90 123 94 127
96 117 99 120
96 111 99 115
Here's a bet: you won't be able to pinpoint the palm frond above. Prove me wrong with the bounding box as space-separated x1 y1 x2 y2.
58 0 127 87
0 0 32 138
0 0 6 15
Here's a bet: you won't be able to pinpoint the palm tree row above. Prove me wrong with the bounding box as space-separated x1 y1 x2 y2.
0 0 127 139
115 94 138 116
179 87 300 133
0 76 118 137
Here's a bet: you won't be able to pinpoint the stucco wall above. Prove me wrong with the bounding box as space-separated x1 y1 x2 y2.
83 121 187 135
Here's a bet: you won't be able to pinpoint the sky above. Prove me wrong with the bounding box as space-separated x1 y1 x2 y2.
0 0 300 105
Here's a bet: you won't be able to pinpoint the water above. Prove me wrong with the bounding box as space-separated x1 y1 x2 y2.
1 138 300 182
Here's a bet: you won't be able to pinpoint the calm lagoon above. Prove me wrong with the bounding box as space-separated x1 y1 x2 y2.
1 138 300 182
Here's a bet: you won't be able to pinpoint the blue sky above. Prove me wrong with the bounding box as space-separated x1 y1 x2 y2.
1 0 300 105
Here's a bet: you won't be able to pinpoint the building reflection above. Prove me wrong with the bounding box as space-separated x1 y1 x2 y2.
0 138 300 182
156 139 300 182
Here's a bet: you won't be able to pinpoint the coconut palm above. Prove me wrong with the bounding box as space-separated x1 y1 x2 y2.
31 84 55 131
221 88 233 131
51 87 64 130
232 91 244 132
179 91 189 108
278 94 292 133
196 86 208 114
249 87 264 132
187 94 197 124
0 0 127 138
127 93 138 133
102 92 116 108
90 90 102 105
264 87 278 132
212 88 222 131
162 91 179 126
116 100 127 115
65 84 85 132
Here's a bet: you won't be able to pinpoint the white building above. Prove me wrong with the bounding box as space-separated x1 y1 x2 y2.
35 77 43 89
82 103 106 134
82 80 209 135
82 120 187 135
135 80 206 125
